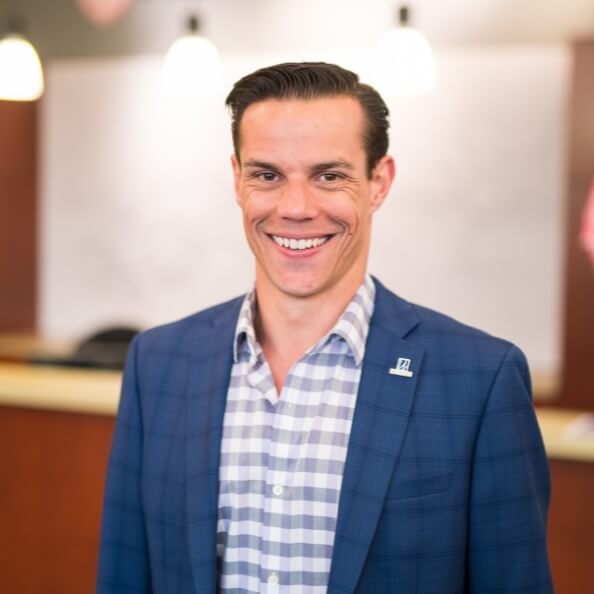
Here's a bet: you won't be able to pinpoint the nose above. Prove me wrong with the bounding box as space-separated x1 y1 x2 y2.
276 178 319 220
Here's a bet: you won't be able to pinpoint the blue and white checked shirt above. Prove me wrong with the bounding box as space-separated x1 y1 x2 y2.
216 276 375 594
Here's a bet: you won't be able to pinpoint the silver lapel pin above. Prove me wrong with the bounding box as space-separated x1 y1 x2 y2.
389 357 414 378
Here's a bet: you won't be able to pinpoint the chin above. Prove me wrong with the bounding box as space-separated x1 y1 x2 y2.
267 272 328 299
276 281 321 299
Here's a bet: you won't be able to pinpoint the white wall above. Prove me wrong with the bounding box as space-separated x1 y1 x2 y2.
40 46 568 374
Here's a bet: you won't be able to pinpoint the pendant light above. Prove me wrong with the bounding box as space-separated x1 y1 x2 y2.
376 5 436 95
163 14 220 99
0 17 44 101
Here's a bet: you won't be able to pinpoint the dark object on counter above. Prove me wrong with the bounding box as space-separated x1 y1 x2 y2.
31 326 138 370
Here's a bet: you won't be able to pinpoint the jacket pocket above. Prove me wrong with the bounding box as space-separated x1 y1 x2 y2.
383 469 451 504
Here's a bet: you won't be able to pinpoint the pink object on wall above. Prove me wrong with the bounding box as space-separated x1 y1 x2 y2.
580 178 594 265
75 0 134 27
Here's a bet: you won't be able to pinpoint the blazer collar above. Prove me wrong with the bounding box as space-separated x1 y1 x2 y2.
185 296 243 594
369 276 420 338
328 278 424 594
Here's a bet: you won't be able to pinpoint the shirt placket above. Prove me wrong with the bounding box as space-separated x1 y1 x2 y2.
243 356 282 591
261 369 310 592
220 279 374 593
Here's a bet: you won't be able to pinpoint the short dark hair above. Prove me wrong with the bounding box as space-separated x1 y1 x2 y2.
225 62 390 177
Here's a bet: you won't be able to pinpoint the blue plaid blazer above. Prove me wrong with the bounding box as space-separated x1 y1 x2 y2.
97 279 554 594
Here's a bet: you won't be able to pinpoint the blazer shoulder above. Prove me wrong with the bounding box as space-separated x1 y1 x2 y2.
134 295 245 353
375 282 533 400
414 301 512 349
411 300 530 376
374 278 518 361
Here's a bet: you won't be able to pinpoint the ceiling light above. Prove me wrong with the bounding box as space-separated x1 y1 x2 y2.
375 5 436 95
0 18 44 101
163 15 221 100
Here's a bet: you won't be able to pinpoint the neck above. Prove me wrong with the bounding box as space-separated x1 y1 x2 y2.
253 273 365 391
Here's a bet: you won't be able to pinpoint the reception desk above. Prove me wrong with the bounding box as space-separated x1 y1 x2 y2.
536 408 594 594
0 362 592 594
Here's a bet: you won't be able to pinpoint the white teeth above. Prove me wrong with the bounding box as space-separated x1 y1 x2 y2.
272 235 329 250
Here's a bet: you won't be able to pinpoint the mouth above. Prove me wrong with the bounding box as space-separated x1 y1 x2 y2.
269 234 333 251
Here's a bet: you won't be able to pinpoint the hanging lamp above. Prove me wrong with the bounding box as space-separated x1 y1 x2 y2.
377 5 436 95
0 17 44 101
163 14 220 98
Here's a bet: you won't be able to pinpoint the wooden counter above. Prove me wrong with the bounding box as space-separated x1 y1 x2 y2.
0 360 561 409
0 362 120 415
0 363 591 461
537 406 594 462
0 363 592 594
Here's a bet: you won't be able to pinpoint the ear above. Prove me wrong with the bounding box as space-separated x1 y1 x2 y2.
231 154 242 205
369 155 396 213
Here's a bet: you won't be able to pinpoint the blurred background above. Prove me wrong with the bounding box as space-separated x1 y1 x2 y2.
0 0 593 592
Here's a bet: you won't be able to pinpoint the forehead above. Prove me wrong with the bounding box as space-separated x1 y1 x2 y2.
237 96 366 158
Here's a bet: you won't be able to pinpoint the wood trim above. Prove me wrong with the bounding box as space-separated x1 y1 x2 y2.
0 406 114 594
560 41 594 410
548 458 594 594
0 100 38 332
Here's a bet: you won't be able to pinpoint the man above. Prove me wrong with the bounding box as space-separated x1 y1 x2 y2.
97 63 553 594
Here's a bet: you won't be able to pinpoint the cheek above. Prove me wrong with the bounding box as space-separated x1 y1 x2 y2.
326 193 368 227
239 189 269 217
240 194 279 234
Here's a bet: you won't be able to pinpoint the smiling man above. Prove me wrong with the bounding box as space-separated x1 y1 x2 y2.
231 93 394 392
97 63 554 594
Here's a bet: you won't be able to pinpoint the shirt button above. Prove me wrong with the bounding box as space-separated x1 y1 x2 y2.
272 484 284 497
268 572 279 585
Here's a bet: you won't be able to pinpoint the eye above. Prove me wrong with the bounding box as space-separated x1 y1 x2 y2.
256 171 280 182
318 172 344 182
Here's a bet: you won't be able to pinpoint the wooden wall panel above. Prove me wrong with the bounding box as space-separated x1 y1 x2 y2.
560 41 594 409
0 100 38 332
0 407 114 594
0 404 593 593
548 459 594 594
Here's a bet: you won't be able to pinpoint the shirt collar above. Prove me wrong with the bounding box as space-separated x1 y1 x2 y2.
233 274 376 367
233 288 260 364
330 274 375 366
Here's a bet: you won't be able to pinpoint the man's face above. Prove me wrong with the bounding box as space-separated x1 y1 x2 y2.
232 96 395 302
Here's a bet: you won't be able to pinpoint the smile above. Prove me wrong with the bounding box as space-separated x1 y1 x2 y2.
270 235 330 251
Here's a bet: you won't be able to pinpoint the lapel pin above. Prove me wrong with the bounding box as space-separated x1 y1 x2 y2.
389 357 414 378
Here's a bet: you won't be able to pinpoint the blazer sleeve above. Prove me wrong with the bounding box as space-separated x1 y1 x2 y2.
468 344 554 593
97 335 152 594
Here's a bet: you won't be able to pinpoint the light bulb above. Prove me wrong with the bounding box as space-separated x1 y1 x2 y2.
0 33 44 101
372 6 436 96
163 17 221 100
377 26 435 95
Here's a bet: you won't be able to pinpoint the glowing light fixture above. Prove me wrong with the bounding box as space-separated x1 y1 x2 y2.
376 5 436 95
0 18 44 101
163 15 221 99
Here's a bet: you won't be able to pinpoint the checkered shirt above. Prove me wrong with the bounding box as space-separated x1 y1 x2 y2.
216 275 375 594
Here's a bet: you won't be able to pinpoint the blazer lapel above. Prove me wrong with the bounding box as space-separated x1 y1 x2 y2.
185 299 242 594
328 281 424 594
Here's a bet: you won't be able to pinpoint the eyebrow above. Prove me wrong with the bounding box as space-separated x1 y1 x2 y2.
242 159 355 172
310 160 355 172
243 160 279 170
